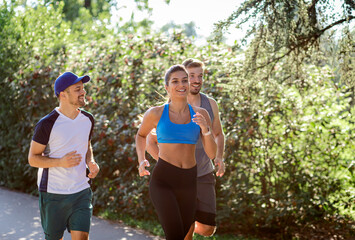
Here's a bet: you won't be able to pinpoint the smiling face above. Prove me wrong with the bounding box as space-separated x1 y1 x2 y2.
165 70 189 98
187 66 203 95
62 81 87 107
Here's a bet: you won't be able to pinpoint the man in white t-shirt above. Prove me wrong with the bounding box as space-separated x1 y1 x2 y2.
28 71 100 240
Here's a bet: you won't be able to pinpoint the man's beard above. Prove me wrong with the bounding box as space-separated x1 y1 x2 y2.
189 82 201 95
190 87 200 95
78 100 86 107
70 97 86 107
190 90 200 95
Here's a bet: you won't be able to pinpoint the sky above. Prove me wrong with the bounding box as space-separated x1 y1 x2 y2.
111 0 354 46
111 0 245 45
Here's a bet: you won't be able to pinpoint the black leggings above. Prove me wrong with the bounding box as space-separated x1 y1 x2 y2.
149 158 197 240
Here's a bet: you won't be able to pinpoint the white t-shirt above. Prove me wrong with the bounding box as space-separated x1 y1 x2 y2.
32 107 94 194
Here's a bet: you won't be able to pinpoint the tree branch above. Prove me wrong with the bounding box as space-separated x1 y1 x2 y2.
254 16 354 71
318 15 355 36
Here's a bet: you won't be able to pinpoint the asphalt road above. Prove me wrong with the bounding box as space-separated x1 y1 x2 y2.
0 187 160 240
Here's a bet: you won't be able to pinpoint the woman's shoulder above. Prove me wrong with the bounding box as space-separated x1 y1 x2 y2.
150 104 166 113
144 104 166 119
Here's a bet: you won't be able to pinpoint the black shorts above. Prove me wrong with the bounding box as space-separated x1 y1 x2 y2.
195 172 216 226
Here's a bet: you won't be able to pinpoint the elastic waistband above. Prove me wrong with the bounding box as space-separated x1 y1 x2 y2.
158 157 196 172
152 158 197 187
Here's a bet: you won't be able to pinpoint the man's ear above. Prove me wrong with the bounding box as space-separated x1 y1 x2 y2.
59 91 66 100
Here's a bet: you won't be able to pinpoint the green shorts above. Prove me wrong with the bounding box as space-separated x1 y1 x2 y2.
39 188 93 240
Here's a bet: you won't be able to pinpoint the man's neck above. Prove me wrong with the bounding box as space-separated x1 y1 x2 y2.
57 104 80 120
187 92 201 107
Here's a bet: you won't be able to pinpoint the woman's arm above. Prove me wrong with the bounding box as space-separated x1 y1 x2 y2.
146 130 159 161
135 107 161 176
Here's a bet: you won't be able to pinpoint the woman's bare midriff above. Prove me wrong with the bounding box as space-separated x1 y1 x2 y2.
158 143 196 169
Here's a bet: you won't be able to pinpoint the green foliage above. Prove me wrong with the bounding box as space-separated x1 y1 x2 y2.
209 48 354 237
0 1 354 239
214 0 355 86
45 0 113 21
161 21 198 38
211 5 354 236
0 2 70 190
74 33 196 220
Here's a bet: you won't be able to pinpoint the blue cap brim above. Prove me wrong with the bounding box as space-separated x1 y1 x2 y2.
77 75 90 84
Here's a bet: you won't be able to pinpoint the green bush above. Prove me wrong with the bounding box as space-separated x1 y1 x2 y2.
71 34 198 220
0 3 353 239
212 58 354 237
0 2 69 189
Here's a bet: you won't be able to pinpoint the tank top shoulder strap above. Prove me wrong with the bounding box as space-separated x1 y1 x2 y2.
200 93 214 121
188 104 195 118
158 104 168 122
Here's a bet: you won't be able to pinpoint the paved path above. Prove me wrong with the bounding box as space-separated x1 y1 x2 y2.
0 187 161 240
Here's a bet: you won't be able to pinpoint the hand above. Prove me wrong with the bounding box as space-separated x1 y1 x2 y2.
87 161 100 178
60 151 82 168
138 159 150 177
192 112 209 134
214 158 225 177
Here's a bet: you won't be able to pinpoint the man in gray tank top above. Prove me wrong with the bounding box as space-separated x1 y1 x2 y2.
146 59 225 240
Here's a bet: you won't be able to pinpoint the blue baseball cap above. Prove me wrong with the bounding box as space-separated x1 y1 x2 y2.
54 72 91 97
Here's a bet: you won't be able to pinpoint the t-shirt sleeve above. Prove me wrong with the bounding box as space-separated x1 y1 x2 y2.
81 110 95 140
32 119 52 145
88 114 94 140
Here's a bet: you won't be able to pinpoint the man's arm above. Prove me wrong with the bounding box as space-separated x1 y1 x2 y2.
28 140 81 168
209 98 226 177
86 141 99 178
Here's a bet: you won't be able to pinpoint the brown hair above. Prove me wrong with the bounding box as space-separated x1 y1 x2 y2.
182 58 205 70
164 64 188 86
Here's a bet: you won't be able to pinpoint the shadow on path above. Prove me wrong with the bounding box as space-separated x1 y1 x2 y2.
0 187 160 240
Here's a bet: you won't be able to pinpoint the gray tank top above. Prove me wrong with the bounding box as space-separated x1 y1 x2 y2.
195 93 215 177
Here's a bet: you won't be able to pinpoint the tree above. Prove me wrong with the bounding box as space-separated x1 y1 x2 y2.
42 0 113 21
160 21 198 37
209 2 355 236
41 0 167 22
214 0 354 86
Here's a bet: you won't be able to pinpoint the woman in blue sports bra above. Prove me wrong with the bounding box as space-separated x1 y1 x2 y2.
135 65 217 240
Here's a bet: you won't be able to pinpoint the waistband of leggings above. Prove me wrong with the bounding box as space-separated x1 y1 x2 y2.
157 157 197 172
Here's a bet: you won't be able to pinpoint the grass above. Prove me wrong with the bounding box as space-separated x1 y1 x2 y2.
97 209 164 237
96 209 256 239
193 234 258 240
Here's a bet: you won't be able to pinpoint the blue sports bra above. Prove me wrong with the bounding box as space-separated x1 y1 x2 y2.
156 104 200 144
